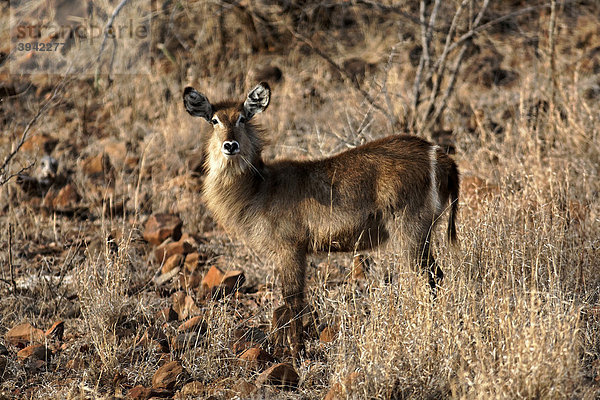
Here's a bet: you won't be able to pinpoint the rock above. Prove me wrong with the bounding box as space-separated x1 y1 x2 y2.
324 372 361 400
127 385 152 400
45 320 65 341
201 266 245 296
51 184 80 209
152 361 185 390
184 252 207 273
156 306 178 323
238 347 275 368
171 292 199 321
128 385 172 399
351 254 371 280
201 265 224 291
343 57 375 83
178 316 207 334
221 270 245 294
5 322 45 346
154 239 195 263
162 254 184 274
233 327 269 347
255 363 299 390
17 344 50 362
143 214 183 246
21 134 58 155
81 153 113 177
319 326 337 343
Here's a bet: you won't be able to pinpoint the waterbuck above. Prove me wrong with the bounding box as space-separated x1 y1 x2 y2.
183 82 459 356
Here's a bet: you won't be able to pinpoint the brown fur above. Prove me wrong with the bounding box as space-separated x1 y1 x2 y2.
183 84 460 356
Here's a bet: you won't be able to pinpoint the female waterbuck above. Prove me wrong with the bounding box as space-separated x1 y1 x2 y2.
183 82 459 356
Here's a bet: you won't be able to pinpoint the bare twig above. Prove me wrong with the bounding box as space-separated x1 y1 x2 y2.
411 0 441 129
417 0 490 134
94 0 131 88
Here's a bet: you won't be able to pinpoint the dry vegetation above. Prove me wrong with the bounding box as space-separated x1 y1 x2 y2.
1 0 599 399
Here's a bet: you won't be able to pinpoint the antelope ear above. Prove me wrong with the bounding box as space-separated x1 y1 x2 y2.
243 82 270 120
183 87 213 121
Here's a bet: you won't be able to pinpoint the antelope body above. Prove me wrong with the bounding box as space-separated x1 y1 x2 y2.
183 82 459 355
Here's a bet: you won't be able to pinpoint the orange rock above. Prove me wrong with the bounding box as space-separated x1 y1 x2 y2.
351 254 371 280
152 361 185 390
184 252 202 273
5 322 45 346
221 270 245 294
319 326 337 343
201 265 224 291
52 184 80 209
154 239 195 263
143 214 183 246
127 385 172 399
255 362 299 390
162 254 184 274
177 316 207 334
17 344 50 361
171 292 199 321
81 153 112 177
45 320 64 341
238 347 275 367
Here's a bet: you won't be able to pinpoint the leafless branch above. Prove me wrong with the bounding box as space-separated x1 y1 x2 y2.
94 0 131 88
415 0 490 135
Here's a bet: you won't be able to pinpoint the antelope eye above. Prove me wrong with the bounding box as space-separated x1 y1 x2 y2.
237 115 245 125
211 118 218 125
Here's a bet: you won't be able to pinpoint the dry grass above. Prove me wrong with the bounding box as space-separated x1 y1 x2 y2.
1 0 599 399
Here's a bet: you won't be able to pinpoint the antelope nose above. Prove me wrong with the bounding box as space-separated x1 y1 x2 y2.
222 140 240 155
